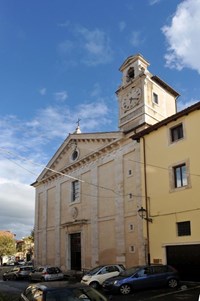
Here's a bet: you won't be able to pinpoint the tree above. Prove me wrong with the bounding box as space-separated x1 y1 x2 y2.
29 228 34 242
0 235 16 259
20 229 34 262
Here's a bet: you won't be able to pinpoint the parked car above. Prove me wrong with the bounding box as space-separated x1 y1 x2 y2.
29 266 64 282
19 281 109 301
3 266 34 280
3 260 19 266
102 264 179 295
81 264 125 289
25 260 34 266
17 259 26 265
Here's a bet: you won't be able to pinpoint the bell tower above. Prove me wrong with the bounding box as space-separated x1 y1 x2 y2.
116 54 179 133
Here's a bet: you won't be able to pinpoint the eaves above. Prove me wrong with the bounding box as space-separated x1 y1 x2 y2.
130 101 200 141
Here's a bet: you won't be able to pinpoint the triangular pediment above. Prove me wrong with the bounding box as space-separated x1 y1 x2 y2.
35 131 123 183
119 53 149 72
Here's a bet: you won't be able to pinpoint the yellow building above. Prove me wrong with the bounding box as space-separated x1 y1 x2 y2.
132 102 200 280
32 54 179 272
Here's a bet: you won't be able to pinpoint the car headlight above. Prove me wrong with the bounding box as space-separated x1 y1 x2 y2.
114 280 118 285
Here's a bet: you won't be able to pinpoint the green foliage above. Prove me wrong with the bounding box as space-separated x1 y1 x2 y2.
29 228 34 242
0 235 16 257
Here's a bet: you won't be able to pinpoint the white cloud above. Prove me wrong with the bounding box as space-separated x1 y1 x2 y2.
162 0 200 73
58 40 74 55
54 91 68 102
57 20 70 28
0 158 37 184
149 0 161 5
177 98 199 111
119 21 126 32
129 31 144 47
0 176 35 238
78 102 108 119
90 83 101 98
77 26 114 66
39 88 46 96
58 25 114 66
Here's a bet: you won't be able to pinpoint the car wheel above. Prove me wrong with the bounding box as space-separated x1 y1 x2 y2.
120 284 132 295
2 276 7 281
12 275 17 281
168 278 178 288
89 281 99 289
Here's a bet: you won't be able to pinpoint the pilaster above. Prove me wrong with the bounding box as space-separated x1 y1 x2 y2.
114 155 126 264
90 166 99 266
55 181 61 266
42 190 47 265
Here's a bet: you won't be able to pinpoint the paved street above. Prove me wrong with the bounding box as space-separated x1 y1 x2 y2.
0 279 200 300
108 286 200 301
102 283 200 301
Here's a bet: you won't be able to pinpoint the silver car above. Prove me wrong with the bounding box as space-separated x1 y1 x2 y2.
3 266 33 280
81 264 125 289
29 266 64 282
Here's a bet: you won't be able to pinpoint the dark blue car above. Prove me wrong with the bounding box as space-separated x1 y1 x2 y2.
102 264 179 295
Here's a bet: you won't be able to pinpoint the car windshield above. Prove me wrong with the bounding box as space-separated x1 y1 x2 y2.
46 287 107 301
86 266 102 276
120 266 140 277
47 267 61 274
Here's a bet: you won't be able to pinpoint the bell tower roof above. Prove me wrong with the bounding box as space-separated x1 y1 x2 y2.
119 53 150 73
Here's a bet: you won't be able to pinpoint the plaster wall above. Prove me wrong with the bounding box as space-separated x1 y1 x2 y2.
140 110 200 263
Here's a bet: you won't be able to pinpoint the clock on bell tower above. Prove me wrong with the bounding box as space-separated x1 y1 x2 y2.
121 87 142 113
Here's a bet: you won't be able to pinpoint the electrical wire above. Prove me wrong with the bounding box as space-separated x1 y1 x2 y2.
0 147 142 199
1 143 199 202
127 158 200 178
3 157 38 176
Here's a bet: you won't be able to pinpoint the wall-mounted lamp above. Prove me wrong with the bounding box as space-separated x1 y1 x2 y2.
138 206 153 223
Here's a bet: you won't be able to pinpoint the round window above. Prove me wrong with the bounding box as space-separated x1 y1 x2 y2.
72 149 79 161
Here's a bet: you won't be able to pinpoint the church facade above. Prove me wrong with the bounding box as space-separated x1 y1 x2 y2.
32 54 179 271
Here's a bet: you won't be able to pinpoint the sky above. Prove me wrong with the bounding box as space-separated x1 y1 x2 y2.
1 0 200 240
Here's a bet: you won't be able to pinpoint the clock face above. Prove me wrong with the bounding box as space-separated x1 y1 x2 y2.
121 87 142 112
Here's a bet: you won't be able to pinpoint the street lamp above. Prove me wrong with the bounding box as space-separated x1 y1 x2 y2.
138 206 153 223
138 206 152 265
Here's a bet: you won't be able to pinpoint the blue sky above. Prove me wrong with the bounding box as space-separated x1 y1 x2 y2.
0 0 200 240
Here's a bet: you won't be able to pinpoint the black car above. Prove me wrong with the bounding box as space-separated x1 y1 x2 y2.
3 266 34 280
102 264 179 295
19 281 109 301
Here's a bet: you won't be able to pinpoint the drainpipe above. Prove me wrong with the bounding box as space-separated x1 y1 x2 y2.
141 136 151 265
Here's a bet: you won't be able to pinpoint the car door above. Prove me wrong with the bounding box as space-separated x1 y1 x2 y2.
96 266 120 284
32 267 44 281
54 267 63 280
47 267 57 280
135 266 164 288
129 267 151 289
106 265 121 278
7 268 15 279
148 266 168 287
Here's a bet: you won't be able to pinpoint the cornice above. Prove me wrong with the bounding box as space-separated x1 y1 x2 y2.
61 219 88 227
